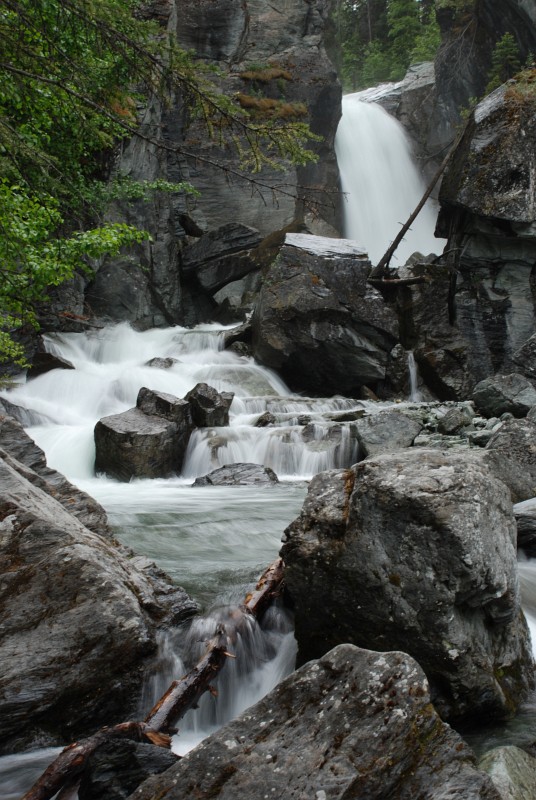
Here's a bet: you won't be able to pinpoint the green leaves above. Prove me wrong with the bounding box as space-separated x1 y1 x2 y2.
0 181 149 365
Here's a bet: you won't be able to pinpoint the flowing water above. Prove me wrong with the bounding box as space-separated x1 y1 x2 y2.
0 322 368 796
335 94 444 265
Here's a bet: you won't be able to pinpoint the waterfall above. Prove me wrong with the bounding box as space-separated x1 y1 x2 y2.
407 351 423 402
335 94 444 266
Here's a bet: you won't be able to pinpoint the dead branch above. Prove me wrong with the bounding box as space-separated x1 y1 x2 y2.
370 119 470 279
21 558 286 800
144 625 230 734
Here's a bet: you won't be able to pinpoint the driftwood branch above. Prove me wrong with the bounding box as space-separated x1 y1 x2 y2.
370 119 470 279
144 625 230 734
22 558 286 800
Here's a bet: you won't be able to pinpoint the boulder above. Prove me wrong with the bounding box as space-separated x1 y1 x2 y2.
27 349 75 380
0 446 197 751
355 410 423 457
0 414 109 535
282 450 534 724
185 383 234 427
513 333 536 382
193 462 278 486
145 357 179 369
252 233 399 396
129 644 502 800
479 746 536 800
78 738 179 800
484 418 536 502
181 223 262 294
436 79 536 380
438 404 475 435
514 501 536 556
472 374 536 418
94 388 193 481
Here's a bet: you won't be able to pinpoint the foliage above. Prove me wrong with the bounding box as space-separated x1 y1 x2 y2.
332 0 441 91
486 33 522 94
0 0 319 366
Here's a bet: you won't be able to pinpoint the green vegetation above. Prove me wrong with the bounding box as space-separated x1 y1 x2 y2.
332 0 440 91
486 33 522 94
0 0 319 366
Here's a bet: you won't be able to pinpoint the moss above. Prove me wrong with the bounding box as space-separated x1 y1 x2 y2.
236 93 307 119
239 66 292 83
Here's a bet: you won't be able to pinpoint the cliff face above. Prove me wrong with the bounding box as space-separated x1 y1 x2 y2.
82 0 341 330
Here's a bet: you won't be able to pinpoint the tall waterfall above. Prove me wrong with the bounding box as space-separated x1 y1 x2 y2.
335 94 444 265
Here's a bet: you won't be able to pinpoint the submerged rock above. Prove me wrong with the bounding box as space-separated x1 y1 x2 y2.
282 449 534 724
130 644 501 800
193 462 278 486
252 233 398 396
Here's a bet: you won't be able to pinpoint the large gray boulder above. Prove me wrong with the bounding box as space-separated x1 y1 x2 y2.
181 223 262 294
185 382 234 427
355 410 423 457
479 746 536 800
94 388 194 481
472 374 536 418
484 417 536 502
129 644 502 800
252 233 399 396
282 450 534 724
0 444 197 752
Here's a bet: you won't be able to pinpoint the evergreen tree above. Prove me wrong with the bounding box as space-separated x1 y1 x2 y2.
486 32 522 93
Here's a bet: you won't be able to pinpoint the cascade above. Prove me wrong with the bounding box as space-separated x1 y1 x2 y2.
0 322 368 796
407 351 423 402
335 94 444 265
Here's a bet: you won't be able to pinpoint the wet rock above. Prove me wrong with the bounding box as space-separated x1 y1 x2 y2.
181 223 262 294
282 450 534 724
129 644 502 800
252 233 398 396
27 347 75 379
144 357 179 369
514 501 536 557
479 745 536 800
78 738 179 800
436 81 536 381
484 418 536 502
94 388 194 481
254 411 276 427
355 410 423 457
193 462 278 486
0 449 197 751
473 374 536 418
0 414 110 536
185 383 234 427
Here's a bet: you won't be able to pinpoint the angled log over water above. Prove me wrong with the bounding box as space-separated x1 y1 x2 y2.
22 558 286 800
144 626 230 734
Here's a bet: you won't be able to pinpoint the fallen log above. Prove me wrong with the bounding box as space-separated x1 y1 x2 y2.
21 722 167 800
21 558 286 800
144 625 230 734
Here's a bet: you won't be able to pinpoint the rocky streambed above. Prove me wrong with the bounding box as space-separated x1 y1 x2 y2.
1 320 536 799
